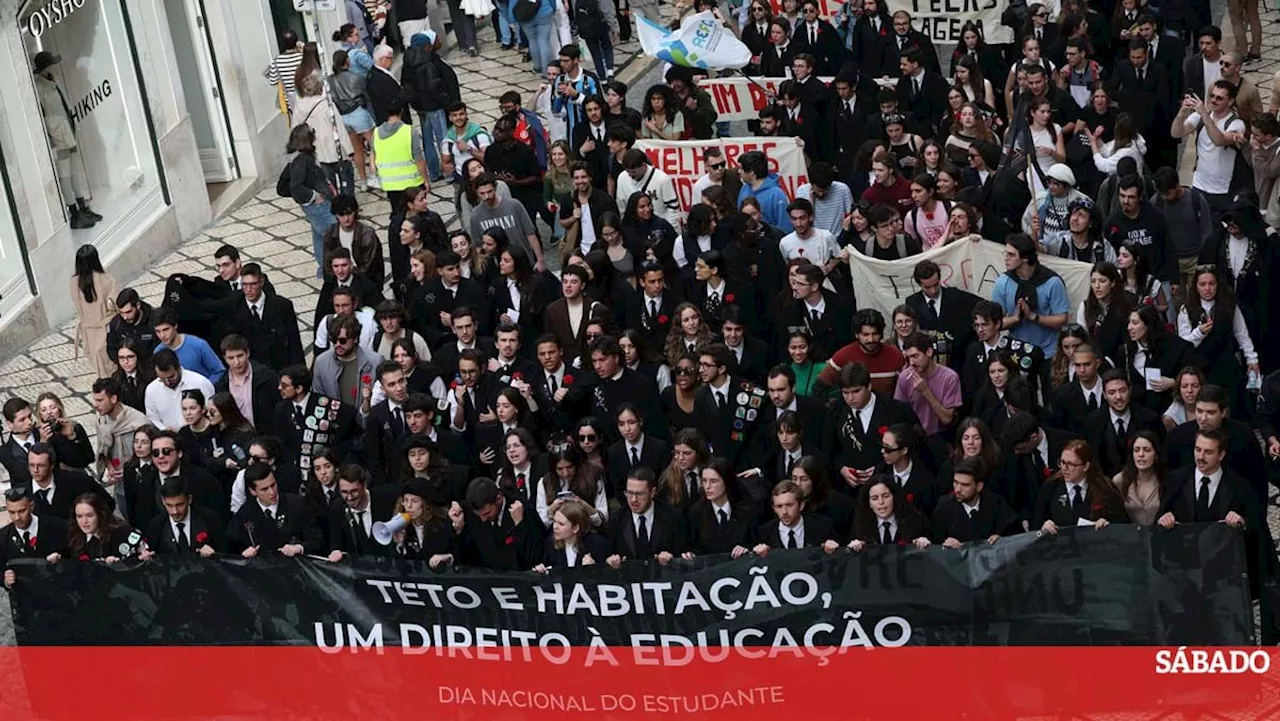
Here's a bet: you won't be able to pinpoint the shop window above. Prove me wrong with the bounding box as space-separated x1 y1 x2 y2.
19 0 164 246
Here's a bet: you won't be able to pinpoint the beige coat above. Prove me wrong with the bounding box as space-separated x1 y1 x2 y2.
70 272 119 379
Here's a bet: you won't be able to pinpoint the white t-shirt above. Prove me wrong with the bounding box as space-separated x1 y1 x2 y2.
1186 111 1246 195
778 228 840 265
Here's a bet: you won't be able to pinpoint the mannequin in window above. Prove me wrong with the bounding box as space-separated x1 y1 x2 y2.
32 51 101 230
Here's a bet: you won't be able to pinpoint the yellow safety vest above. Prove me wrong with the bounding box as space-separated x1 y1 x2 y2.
372 124 423 191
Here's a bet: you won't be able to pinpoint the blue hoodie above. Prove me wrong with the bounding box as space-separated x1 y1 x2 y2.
738 174 793 233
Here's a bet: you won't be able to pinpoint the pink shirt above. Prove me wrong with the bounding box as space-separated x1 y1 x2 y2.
893 364 962 436
228 368 255 425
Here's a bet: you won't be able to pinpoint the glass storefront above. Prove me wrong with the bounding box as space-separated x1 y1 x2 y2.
18 0 164 247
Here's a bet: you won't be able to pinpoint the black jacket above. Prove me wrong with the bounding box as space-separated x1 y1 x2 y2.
367 67 410 126
144 505 228 554
131 463 228 532
402 47 461 112
214 362 281 438
0 515 68 570
226 493 324 553
905 287 980 373
686 500 761 554
760 512 839 548
106 302 158 366
609 502 688 558
931 491 1020 544
30 471 115 522
221 294 305 372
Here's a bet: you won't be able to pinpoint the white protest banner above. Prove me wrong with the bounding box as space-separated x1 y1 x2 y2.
696 76 834 122
635 137 808 214
843 238 1091 317
766 0 1013 45
636 10 753 70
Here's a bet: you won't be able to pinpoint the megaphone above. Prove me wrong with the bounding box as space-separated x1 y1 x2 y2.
372 513 411 545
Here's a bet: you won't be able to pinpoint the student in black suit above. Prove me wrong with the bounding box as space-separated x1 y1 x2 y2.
364 360 413 482
226 463 324 556
758 18 795 78
214 334 280 437
760 365 829 447
825 363 920 494
846 475 932 549
25 443 113 522
905 260 980 373
606 404 671 496
745 410 824 496
607 468 688 564
1084 370 1166 477
326 465 395 559
223 263 304 372
691 344 768 472
1 398 93 489
827 76 875 173
754 479 841 553
684 458 761 557
1137 14 1186 99
531 334 591 442
894 47 950 135
141 477 227 556
433 309 498 379
587 336 668 443
492 428 548 507
1158 428 1259 528
1033 439 1130 533
878 423 938 517
1048 343 1105 436
778 81 822 160
782 262 854 362
533 498 610 570
366 47 409 125
931 457 1020 546
274 365 361 481
624 262 681 352
313 249 384 335
454 477 542 570
1 489 67 589
886 10 941 74
569 97 611 187
851 5 895 78
790 455 855 542
1106 39 1173 170
1164 385 1269 510
996 411 1073 527
413 250 491 349
790 1 844 74
386 478 458 566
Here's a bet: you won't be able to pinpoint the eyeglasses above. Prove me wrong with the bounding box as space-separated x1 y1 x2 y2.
250 454 271 463
623 489 650 498
1059 459 1085 469
579 433 598 442
334 336 353 344
151 447 176 458
708 162 726 170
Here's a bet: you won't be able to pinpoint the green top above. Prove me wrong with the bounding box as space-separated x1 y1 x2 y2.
790 361 820 397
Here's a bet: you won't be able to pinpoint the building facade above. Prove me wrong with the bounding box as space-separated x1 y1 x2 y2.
0 0 300 359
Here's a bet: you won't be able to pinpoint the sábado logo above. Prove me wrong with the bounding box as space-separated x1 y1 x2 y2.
1154 647 1272 674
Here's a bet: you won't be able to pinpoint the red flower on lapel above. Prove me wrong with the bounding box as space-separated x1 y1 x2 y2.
905 492 915 503
512 372 524 381
724 293 735 303
504 535 515 545
879 27 888 36
195 531 209 545
877 425 888 435
1043 467 1053 479
450 380 459 390
77 554 90 561
361 375 372 385
28 536 37 549
562 374 575 386
658 314 670 324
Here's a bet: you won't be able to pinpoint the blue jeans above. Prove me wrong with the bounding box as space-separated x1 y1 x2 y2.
417 109 448 181
521 15 554 76
496 0 518 44
584 35 615 78
302 198 337 277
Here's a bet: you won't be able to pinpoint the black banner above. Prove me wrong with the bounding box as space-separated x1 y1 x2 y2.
10 524 1253 647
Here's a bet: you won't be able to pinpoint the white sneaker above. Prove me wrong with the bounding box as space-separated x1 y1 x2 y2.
366 176 382 190
358 178 369 192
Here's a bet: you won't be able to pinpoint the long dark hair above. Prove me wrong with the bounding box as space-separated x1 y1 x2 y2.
74 245 105 303
1185 265 1237 328
540 445 601 510
210 391 254 434
852 476 927 544
794 455 834 510
950 418 1000 478
661 428 711 507
1083 261 1133 332
1119 430 1166 502
695 456 745 541
65 493 127 557
305 446 343 507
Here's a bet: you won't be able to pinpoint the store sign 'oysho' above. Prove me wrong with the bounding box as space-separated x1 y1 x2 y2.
24 0 89 39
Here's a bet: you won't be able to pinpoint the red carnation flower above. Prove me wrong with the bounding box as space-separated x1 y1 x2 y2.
28 536 37 549
658 314 670 324
361 375 371 385
110 458 121 469
1108 225 1118 235
512 372 524 380
1143 296 1155 306
515 475 526 489
1091 503 1103 512
78 554 90 561
724 293 735 303
562 374 575 386
1043 467 1052 479
906 493 915 503
196 531 209 544
504 535 515 545
924 212 934 221
878 425 888 435
450 380 459 390
879 27 888 36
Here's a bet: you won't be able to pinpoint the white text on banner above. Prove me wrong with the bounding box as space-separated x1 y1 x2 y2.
634 137 808 214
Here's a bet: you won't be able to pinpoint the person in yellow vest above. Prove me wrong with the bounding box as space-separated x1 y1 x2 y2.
372 103 429 288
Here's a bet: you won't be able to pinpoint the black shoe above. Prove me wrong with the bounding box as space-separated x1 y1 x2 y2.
78 202 103 223
1246 51 1262 63
467 47 478 57
69 208 97 230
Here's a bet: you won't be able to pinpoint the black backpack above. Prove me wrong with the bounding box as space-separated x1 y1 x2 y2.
513 0 540 22
276 157 294 198
575 0 604 40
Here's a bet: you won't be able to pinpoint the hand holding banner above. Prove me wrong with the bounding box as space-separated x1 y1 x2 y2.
636 10 753 70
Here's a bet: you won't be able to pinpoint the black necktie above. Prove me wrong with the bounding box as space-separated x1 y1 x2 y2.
637 515 650 548
252 304 262 321
718 509 729 525
927 298 938 320
1138 67 1145 82
37 489 49 505
784 453 795 477
1032 450 1046 478
787 529 797 549
810 27 816 45
264 507 274 521
913 78 921 98
715 391 726 410
1035 28 1041 40
352 510 366 538
881 521 893 545
22 441 32 454
547 374 558 394
1197 477 1212 519
393 407 405 434
293 404 305 427
630 446 640 465
1115 418 1126 439
1071 485 1086 518
810 308 821 324
126 376 137 392
176 522 190 552
1087 393 1099 412
649 299 658 319
966 506 976 520
20 530 30 550
686 471 699 496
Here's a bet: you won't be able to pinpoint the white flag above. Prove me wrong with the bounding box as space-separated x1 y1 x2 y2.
636 10 752 71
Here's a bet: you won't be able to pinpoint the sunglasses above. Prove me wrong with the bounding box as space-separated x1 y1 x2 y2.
579 433 598 442
151 447 176 458
708 162 726 170
674 367 696 376
334 336 353 344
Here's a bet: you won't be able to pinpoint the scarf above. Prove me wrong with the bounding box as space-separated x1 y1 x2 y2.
1005 263 1060 313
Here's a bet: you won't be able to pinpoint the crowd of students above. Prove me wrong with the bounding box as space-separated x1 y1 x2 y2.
1 2 1279 642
